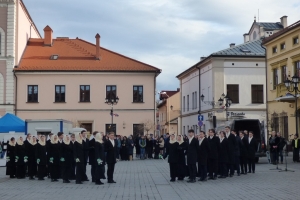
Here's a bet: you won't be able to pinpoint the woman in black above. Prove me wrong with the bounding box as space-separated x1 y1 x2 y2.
36 135 47 180
15 137 27 179
60 134 73 183
48 135 60 182
94 132 105 185
28 136 37 180
164 134 179 182
147 136 153 159
218 131 229 178
154 136 160 159
73 132 85 184
127 136 134 161
6 137 16 178
176 135 187 180
121 136 129 161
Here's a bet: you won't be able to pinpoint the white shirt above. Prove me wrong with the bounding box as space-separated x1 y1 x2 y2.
110 139 115 147
210 136 213 139
248 137 252 144
199 138 203 146
189 136 194 144
226 132 230 138
241 137 244 140
220 138 224 143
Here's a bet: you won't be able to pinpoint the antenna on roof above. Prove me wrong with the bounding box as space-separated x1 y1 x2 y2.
254 15 256 22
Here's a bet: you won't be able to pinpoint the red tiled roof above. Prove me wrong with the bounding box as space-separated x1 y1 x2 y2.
15 37 161 73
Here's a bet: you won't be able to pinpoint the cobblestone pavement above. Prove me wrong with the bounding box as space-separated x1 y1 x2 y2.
0 155 299 200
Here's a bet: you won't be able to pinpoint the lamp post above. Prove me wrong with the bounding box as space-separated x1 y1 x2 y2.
105 96 119 132
161 92 170 133
284 75 300 136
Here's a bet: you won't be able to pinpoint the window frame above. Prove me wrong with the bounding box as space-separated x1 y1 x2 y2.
272 46 277 54
295 61 300 77
251 85 264 104
281 66 287 83
187 95 189 111
293 36 299 45
133 85 143 103
273 69 278 90
226 84 239 104
55 85 66 103
106 85 117 100
27 85 38 103
79 85 90 102
183 96 185 112
280 43 285 50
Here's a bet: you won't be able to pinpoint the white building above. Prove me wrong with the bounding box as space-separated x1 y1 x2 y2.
177 17 287 135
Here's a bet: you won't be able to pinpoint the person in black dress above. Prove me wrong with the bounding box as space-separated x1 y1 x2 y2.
154 136 160 159
127 136 134 161
147 136 154 159
248 131 258 173
48 135 60 182
239 131 249 174
81 130 89 181
218 131 229 178
197 131 210 181
28 136 37 180
105 132 118 183
69 133 76 180
60 134 73 183
15 137 27 179
73 132 85 184
6 137 16 178
187 129 198 183
135 134 141 158
89 131 98 182
164 134 178 182
121 136 129 161
207 129 220 180
36 135 47 180
176 135 187 180
94 132 105 185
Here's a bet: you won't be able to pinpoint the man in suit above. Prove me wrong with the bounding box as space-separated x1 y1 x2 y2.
248 131 258 173
89 131 98 182
24 133 32 176
105 132 118 183
239 131 249 174
225 126 236 177
232 130 242 176
197 131 210 181
187 129 198 183
81 130 89 181
207 129 220 180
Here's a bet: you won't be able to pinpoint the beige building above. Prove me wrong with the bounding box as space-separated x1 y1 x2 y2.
14 26 161 136
157 89 180 135
0 0 40 116
263 19 300 140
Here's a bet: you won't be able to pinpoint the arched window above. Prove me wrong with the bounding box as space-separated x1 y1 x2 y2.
0 27 5 56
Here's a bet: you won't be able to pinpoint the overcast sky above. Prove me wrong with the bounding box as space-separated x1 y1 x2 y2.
24 0 300 92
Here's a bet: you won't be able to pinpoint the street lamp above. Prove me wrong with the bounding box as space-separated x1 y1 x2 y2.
105 96 119 132
161 92 170 133
284 74 300 136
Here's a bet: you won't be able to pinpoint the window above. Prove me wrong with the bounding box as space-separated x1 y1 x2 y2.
272 46 277 53
226 84 239 103
187 95 189 111
55 85 65 102
133 124 144 137
281 66 287 82
280 43 285 50
106 85 117 100
295 61 300 77
80 85 90 102
273 69 278 90
183 96 185 112
293 36 299 45
105 124 116 135
251 85 263 104
27 85 38 102
195 91 197 110
192 92 194 110
133 86 143 102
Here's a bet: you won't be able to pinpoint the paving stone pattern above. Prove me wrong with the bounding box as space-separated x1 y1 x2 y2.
0 155 299 200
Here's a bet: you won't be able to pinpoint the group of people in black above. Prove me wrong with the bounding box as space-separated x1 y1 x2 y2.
165 126 258 183
6 131 118 185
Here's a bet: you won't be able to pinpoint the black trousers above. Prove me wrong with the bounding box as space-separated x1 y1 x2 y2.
76 163 85 183
248 158 255 172
62 165 71 181
69 160 76 180
28 162 37 177
91 164 96 181
234 156 240 174
83 161 88 180
50 165 59 180
220 163 227 176
293 148 299 162
198 164 207 180
16 165 26 178
37 165 46 179
208 158 218 177
227 164 234 175
240 156 248 173
177 163 186 179
107 163 115 181
169 163 177 179
188 164 197 180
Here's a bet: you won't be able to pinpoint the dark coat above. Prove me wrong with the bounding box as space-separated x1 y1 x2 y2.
6 144 16 167
165 142 179 164
208 136 220 160
135 137 141 154
15 143 26 165
24 139 31 153
292 139 300 149
82 138 89 163
240 137 249 157
60 143 73 167
187 137 198 165
73 141 84 164
219 138 229 163
105 139 117 164
27 143 37 166
234 135 242 157
88 138 96 165
197 138 210 165
269 136 280 152
48 143 60 165
127 139 134 155
177 142 187 164
94 141 105 179
278 137 286 150
226 133 236 164
248 137 258 159
36 143 47 166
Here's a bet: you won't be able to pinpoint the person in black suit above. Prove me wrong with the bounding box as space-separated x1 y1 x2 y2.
135 134 141 158
105 132 118 183
218 131 229 178
6 137 16 178
94 132 106 185
164 134 179 182
207 129 220 180
24 134 31 176
232 130 242 176
27 136 37 180
225 126 236 177
73 132 85 184
186 129 198 183
197 131 210 181
15 137 27 179
48 135 60 182
239 131 249 174
89 131 98 182
36 135 47 180
291 134 299 162
81 130 89 181
176 135 187 180
269 131 280 165
60 135 73 183
248 131 258 173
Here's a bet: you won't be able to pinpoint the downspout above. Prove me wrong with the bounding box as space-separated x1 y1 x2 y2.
154 70 160 136
13 70 17 115
261 42 268 144
196 66 201 130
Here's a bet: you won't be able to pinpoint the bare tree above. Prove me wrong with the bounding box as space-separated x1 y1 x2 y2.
140 119 155 136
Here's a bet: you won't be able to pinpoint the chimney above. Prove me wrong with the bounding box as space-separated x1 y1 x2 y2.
200 56 206 61
280 16 288 28
43 25 53 46
95 33 100 60
243 33 249 43
230 43 235 48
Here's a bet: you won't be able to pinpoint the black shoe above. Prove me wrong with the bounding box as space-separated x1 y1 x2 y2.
170 179 175 182
108 180 116 183
51 179 55 182
95 181 104 185
218 176 223 178
208 176 213 180
76 181 83 184
229 174 233 177
248 171 251 173
201 178 207 182
29 177 35 180
178 178 184 181
241 172 244 174
54 179 59 182
38 178 45 180
83 179 89 182
213 176 217 180
92 179 95 183
187 179 196 183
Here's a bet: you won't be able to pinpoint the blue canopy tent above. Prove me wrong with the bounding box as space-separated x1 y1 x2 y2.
0 113 25 133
